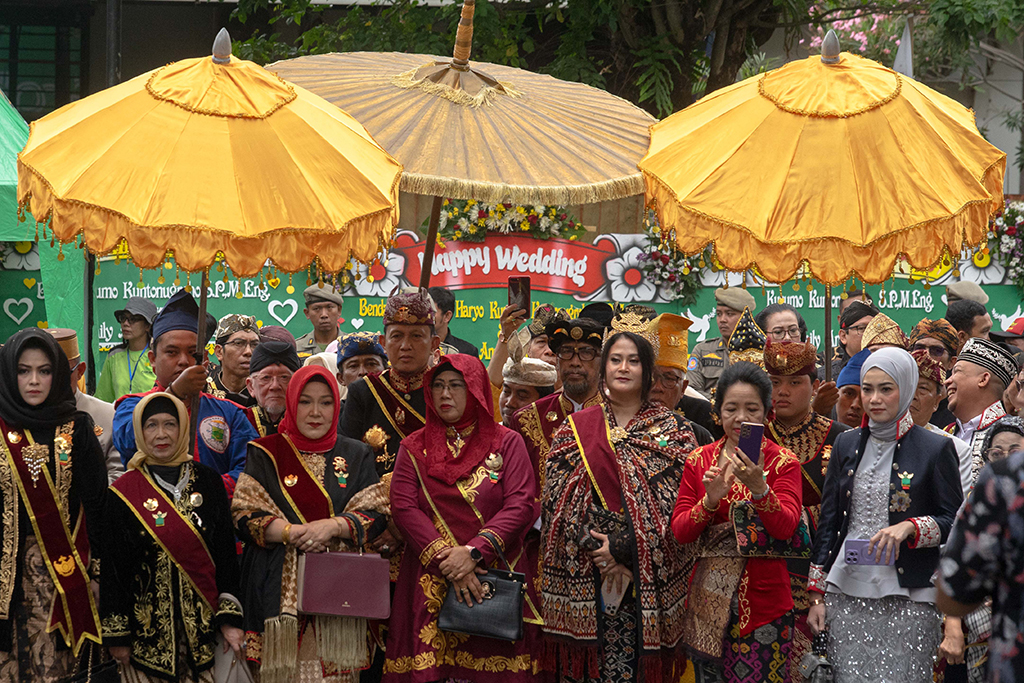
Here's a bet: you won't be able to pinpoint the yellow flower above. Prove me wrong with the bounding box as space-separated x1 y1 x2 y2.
454 230 463 238
466 199 476 206
521 224 530 231
517 206 526 215
569 235 578 241
443 199 450 207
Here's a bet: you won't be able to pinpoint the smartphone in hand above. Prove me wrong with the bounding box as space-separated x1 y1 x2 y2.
737 422 765 465
508 277 531 314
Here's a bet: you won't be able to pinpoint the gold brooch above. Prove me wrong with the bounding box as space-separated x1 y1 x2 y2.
154 511 167 527
54 435 71 464
189 492 204 507
93 425 104 437
144 498 159 511
395 408 406 425
284 474 298 487
609 426 628 444
889 491 911 513
7 431 21 444
545 411 558 422
364 426 389 450
22 442 50 486
484 453 503 483
570 327 583 340
53 555 75 577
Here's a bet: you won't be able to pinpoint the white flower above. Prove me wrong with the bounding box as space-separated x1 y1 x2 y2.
351 251 407 297
605 246 658 302
2 242 40 270
958 252 1006 285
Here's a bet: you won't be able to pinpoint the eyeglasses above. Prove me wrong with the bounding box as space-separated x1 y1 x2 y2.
845 323 869 334
768 326 801 341
223 339 260 351
431 381 467 394
985 447 1024 462
653 372 683 388
116 314 147 325
556 346 598 362
253 373 290 387
910 343 949 359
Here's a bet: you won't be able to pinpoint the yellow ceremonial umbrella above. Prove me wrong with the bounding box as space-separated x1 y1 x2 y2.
639 31 1006 379
18 29 402 438
18 30 402 278
640 32 1005 287
269 0 655 285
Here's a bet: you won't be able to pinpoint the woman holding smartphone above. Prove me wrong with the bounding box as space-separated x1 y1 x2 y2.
671 361 803 683
807 348 962 682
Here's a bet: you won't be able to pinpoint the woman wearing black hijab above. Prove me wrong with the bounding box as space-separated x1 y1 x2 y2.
0 329 109 681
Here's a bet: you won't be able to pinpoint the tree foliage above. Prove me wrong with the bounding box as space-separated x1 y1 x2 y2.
232 0 1022 122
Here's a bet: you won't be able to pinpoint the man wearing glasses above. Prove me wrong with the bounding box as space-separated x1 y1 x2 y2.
908 318 962 428
507 316 605 485
648 313 716 445
244 341 300 437
207 314 261 406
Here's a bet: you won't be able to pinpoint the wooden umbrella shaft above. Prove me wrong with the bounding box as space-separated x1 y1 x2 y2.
452 0 475 67
189 270 209 451
419 196 443 288
824 285 833 383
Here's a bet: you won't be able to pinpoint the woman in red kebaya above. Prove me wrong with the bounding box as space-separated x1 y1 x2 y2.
672 362 802 683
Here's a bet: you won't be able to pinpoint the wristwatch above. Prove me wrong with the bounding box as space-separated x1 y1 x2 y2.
468 545 483 563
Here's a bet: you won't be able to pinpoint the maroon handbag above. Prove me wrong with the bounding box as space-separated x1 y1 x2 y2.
296 523 391 620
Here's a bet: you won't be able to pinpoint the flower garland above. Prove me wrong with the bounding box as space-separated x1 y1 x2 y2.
636 209 706 305
992 199 1024 295
433 198 588 243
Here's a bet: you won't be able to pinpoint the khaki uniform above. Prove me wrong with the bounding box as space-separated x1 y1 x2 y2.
686 336 729 400
295 330 330 358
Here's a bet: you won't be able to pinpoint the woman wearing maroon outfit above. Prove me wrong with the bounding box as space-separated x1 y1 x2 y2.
672 361 803 683
384 353 539 682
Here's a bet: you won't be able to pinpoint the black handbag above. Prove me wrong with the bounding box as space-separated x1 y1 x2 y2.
799 631 835 683
438 531 525 641
60 644 119 683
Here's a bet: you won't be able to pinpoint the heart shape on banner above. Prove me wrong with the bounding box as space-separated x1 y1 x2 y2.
23 278 36 289
267 276 281 289
268 300 298 326
350 318 365 330
4 298 34 325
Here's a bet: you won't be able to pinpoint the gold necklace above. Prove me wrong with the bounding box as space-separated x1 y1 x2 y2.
445 424 476 459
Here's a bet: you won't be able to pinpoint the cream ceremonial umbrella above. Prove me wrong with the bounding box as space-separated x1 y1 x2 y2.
270 0 656 285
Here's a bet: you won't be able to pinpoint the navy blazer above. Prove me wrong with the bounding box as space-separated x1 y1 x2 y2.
810 423 963 591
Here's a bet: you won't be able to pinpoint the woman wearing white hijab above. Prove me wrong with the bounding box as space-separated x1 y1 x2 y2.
805 348 963 682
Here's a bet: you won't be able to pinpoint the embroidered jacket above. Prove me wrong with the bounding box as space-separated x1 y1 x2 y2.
340 370 427 478
808 420 963 593
100 463 243 682
114 386 258 496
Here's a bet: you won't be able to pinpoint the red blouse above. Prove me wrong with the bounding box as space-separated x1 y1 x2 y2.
672 438 803 635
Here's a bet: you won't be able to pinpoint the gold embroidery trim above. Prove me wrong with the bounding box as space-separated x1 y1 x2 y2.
419 536 452 568
101 612 129 638
0 430 17 619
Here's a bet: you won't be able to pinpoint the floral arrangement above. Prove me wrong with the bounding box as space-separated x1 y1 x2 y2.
433 198 588 243
636 209 706 305
992 199 1024 295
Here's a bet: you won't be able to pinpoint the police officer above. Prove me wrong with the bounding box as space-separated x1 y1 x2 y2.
295 283 344 359
686 287 757 399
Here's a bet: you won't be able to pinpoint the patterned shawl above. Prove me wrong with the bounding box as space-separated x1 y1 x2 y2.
540 403 695 682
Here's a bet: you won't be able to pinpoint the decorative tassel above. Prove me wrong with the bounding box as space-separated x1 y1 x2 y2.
315 616 369 672
287 272 295 294
261 615 299 683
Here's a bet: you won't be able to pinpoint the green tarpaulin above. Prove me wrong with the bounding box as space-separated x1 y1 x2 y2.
1 89 85 345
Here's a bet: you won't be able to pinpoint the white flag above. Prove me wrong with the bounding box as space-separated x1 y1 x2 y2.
892 18 914 79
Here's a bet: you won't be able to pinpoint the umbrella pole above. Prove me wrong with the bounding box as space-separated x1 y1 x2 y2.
824 285 833 383
419 196 443 289
189 269 209 450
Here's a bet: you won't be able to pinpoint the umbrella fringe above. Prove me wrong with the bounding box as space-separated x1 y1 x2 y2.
390 67 521 107
400 172 644 206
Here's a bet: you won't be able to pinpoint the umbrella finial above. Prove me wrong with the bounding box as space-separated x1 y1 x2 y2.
451 0 476 71
821 29 841 64
212 28 232 65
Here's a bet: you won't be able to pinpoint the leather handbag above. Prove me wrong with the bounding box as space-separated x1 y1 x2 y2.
732 500 812 559
297 521 391 620
799 631 835 683
438 531 525 642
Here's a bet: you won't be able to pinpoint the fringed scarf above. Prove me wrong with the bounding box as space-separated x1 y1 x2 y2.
233 471 389 683
540 403 696 683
